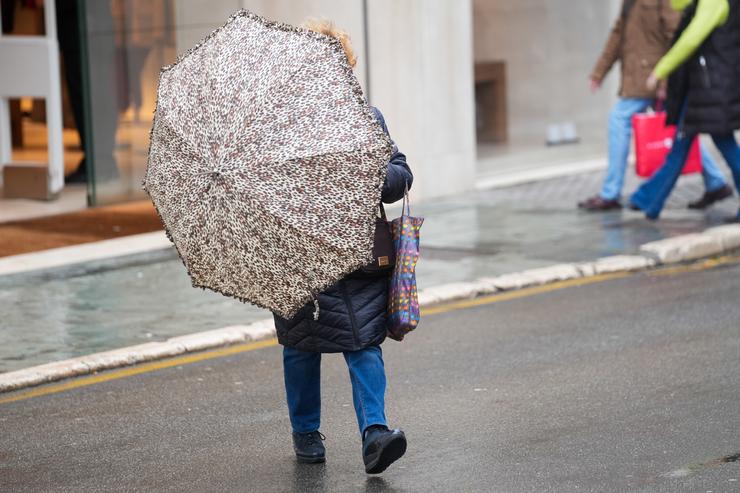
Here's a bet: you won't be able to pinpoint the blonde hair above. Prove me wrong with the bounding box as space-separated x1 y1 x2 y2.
302 18 357 68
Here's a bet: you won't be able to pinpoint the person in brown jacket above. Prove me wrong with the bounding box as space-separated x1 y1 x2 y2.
578 0 731 211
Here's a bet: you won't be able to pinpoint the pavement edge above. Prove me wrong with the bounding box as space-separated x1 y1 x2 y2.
2 224 739 394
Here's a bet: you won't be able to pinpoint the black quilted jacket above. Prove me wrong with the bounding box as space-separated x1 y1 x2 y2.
666 1 740 135
273 108 413 353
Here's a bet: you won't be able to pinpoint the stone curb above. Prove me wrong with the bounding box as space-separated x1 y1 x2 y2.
0 231 172 278
1 224 739 394
640 224 740 263
418 224 740 308
0 320 276 393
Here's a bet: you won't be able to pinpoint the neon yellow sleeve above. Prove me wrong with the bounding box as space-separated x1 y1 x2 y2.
654 0 729 79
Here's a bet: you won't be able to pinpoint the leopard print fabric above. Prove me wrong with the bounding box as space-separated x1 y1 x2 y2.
144 10 393 319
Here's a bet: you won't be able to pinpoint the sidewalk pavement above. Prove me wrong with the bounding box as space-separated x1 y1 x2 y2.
0 201 161 258
420 168 738 284
1 168 738 375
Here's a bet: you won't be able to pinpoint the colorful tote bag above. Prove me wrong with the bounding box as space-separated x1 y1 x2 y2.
387 192 423 341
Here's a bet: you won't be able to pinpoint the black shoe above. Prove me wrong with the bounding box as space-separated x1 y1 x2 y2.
292 431 326 464
362 425 407 474
577 195 623 211
688 185 733 209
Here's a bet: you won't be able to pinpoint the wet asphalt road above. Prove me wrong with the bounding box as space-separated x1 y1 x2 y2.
1 261 740 492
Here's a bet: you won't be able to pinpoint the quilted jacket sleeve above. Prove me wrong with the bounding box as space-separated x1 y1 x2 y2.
370 107 414 204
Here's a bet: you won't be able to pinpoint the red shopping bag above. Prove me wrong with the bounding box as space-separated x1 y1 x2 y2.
632 111 702 178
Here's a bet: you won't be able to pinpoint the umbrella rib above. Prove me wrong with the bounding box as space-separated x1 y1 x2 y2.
153 117 208 171
204 32 220 162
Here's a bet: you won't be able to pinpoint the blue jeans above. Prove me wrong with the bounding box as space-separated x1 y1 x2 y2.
600 98 727 200
283 346 387 436
631 131 740 219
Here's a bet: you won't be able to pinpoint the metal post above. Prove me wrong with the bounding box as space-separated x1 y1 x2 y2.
362 0 371 103
0 3 9 168
44 0 65 194
77 0 96 205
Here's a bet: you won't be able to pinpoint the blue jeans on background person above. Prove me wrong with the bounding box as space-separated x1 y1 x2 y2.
283 345 387 436
631 131 740 219
600 98 727 201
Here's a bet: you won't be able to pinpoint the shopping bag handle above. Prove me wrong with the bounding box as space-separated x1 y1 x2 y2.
654 99 665 112
401 183 411 216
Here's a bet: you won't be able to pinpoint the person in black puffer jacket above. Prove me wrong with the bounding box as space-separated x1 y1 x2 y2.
273 19 413 475
630 0 740 220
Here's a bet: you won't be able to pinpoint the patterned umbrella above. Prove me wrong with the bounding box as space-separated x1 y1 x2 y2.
144 10 392 318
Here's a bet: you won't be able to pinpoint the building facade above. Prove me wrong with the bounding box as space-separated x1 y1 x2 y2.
0 0 620 213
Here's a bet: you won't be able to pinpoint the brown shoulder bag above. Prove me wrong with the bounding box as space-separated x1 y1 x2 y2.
359 204 395 275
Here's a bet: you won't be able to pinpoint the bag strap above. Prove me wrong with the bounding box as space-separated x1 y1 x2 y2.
401 183 411 217
380 182 411 218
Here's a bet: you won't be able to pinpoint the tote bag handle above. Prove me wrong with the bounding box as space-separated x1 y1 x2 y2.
401 183 411 216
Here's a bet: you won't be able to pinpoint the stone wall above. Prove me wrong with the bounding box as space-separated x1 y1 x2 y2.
366 0 476 200
472 0 621 146
173 0 477 201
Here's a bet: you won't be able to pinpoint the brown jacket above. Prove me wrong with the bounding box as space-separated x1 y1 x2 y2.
591 0 681 98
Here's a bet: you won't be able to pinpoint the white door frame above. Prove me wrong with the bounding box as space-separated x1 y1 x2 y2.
0 0 64 194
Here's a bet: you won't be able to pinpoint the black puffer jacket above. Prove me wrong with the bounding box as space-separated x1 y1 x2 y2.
273 107 413 353
666 0 740 134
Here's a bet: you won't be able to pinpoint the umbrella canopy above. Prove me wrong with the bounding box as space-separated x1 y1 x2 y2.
144 10 393 318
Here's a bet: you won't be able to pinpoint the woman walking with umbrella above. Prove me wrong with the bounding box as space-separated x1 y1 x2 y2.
272 19 413 474
145 11 412 475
